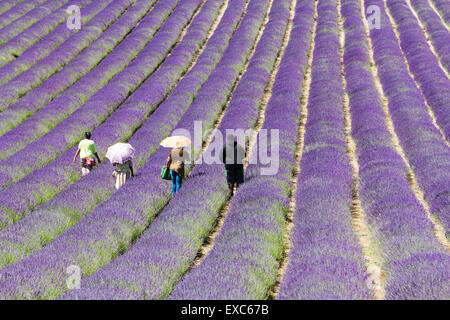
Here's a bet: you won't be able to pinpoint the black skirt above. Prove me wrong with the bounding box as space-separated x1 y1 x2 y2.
225 165 244 184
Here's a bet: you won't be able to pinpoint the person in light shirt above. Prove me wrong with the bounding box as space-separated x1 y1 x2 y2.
73 132 101 176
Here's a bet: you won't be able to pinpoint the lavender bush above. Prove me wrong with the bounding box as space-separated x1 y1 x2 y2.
0 0 112 85
386 0 450 140
0 0 92 67
0 0 47 28
0 0 134 111
365 0 450 238
342 0 450 300
0 0 162 152
0 0 70 45
277 0 370 300
430 0 450 25
0 1 27 15
409 0 450 73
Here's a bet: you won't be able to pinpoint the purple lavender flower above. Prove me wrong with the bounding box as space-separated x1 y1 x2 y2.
0 1 27 15
386 0 450 140
0 0 112 85
366 0 450 240
0 0 93 68
277 0 370 300
430 0 450 25
0 0 48 28
0 0 160 152
0 0 135 112
0 0 71 46
409 0 450 73
340 0 450 299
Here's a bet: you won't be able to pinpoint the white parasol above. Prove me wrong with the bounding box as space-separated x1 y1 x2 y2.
160 136 191 148
106 143 135 164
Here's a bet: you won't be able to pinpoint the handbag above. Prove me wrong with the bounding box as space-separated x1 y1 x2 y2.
84 157 96 167
161 166 171 180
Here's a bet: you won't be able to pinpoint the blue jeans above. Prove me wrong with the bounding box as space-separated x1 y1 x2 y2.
170 170 182 196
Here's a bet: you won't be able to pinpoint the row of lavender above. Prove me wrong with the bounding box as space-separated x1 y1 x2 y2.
0 0 235 268
61 0 281 300
0 0 45 28
0 0 134 112
385 0 450 140
276 0 370 299
0 0 92 67
342 0 449 300
0 0 113 85
0 0 26 16
431 0 450 25
0 0 199 227
366 0 450 238
0 0 267 299
0 0 70 45
409 0 450 74
0 0 161 157
170 0 320 300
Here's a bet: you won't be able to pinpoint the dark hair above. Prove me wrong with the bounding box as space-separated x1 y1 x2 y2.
85 132 91 139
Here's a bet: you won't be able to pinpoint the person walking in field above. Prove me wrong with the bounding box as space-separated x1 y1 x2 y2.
73 132 101 176
106 143 135 190
220 134 246 196
166 146 185 197
160 136 191 197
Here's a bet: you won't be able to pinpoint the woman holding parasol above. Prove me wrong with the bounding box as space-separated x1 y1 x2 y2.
160 136 191 197
106 143 135 190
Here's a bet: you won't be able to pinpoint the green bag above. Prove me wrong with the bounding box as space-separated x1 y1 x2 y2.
225 168 245 176
161 166 171 180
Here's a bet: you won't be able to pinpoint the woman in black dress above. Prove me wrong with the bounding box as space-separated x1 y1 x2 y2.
220 134 246 196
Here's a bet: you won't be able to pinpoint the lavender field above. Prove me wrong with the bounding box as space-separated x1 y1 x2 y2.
0 0 448 300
